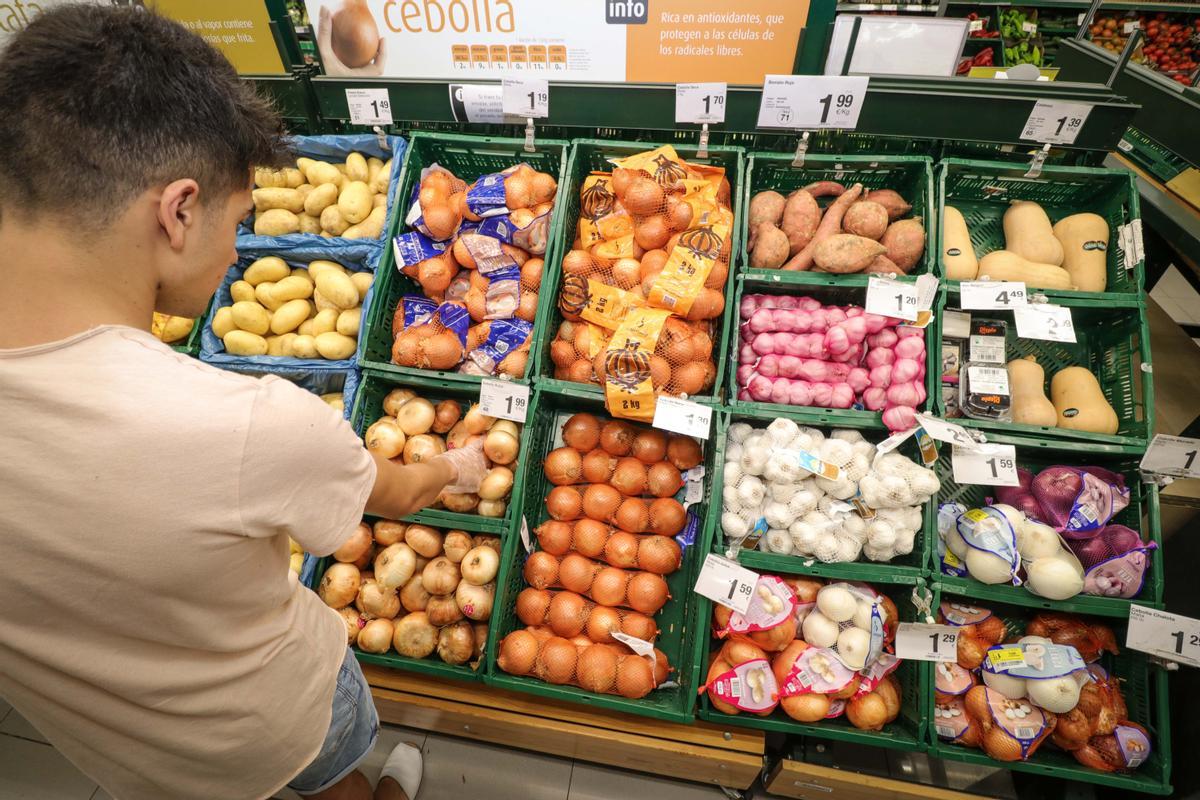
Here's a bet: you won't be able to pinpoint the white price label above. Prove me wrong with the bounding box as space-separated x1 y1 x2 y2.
1077 12 1086 25
968 19 984 32
520 516 532 552
685 479 703 506
1140 434 1200 479
960 281 1027 309
952 443 1019 486
676 82 727 124
916 273 940 313
694 553 758 614
1022 21 1037 34
757 74 868 130
865 276 919 321
1123 20 1141 33
968 334 1006 365
478 379 529 422
1119 220 1144 271
653 397 712 440
914 413 984 450
502 77 548 118
1014 304 1076 342
1127 605 1200 668
874 426 917 458
448 84 504 123
1020 100 1093 145
611 631 657 661
895 623 960 662
967 365 1010 395
345 89 393 126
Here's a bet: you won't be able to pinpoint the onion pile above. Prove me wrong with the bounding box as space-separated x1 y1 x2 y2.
497 626 672 699
365 389 520 517
317 518 500 666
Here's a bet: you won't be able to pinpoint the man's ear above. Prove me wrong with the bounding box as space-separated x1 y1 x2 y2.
157 179 201 251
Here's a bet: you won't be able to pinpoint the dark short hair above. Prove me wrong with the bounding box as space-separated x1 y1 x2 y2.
0 5 292 227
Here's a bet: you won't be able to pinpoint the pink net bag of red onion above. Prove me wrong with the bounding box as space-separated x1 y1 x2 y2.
1067 524 1155 598
1030 465 1130 537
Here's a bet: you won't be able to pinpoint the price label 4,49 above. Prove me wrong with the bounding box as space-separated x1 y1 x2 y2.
757 74 868 130
895 623 960 662
478 378 529 422
694 553 758 614
952 442 1019 486
960 280 1027 310
865 276 919 321
1127 604 1200 668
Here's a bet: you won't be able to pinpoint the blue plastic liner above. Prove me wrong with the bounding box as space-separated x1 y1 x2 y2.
236 133 407 270
200 244 376 370
218 364 360 422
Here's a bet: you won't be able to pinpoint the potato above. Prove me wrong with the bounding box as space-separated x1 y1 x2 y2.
277 332 299 357
880 219 926 272
313 289 338 312
230 280 256 303
254 208 300 236
749 223 789 269
254 167 285 188
336 308 362 336
350 272 374 302
272 275 315 303
315 331 357 360
296 184 315 202
303 183 338 216
271 299 312 335
372 158 392 194
367 157 384 186
345 152 369 182
290 267 314 283
307 260 345 278
296 157 316 180
748 190 786 229
305 160 341 187
243 256 289 285
291 334 319 358
254 282 284 312
265 335 285 356
812 234 887 274
343 205 386 240
338 181 373 225
298 213 321 235
281 168 304 189
223 330 268 356
312 308 340 336
297 320 315 337
781 190 821 254
231 301 271 335
314 269 359 309
320 204 350 236
372 193 386 209
211 306 236 338
156 314 193 343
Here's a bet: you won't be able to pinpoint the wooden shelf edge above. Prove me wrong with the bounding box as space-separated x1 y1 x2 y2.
766 759 982 800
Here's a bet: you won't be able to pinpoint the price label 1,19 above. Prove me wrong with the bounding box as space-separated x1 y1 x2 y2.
345 88 393 126
1127 604 1200 668
757 74 869 130
694 553 758 614
478 378 530 422
1014 304 1076 343
1020 99 1093 145
676 82 727 124
502 77 549 118
960 280 1027 310
653 396 713 440
1140 434 1200 479
865 276 919 321
895 623 960 662
952 442 1019 486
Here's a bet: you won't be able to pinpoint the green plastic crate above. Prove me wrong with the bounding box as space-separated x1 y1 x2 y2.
936 158 1144 300
357 132 570 386
531 139 745 409
729 276 942 431
738 152 935 287
483 384 712 723
935 290 1152 450
350 369 536 534
927 591 1172 795
931 430 1164 618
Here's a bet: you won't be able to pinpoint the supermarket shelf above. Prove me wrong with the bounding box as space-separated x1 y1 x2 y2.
1107 151 1200 273
947 0 1200 10
837 3 938 10
764 758 982 800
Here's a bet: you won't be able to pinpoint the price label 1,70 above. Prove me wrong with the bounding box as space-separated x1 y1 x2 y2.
1020 99 1093 145
1140 434 1200 479
865 276 919 321
895 623 960 662
960 280 1027 310
478 379 530 422
345 88 393 126
952 442 1019 486
676 82 727 124
694 553 758 614
502 77 549 118
1127 604 1200 668
757 74 869 130
653 396 713 440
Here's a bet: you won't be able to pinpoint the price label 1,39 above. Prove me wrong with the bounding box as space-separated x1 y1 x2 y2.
865 276 919 321
502 76 549 118
694 553 759 614
652 396 713 440
895 623 960 662
345 88 393 126
1014 303 1076 343
1127 604 1200 668
960 280 1027 310
1140 434 1200 479
676 82 727 124
1020 99 1093 145
952 442 1019 486
757 74 869 130
478 378 530 422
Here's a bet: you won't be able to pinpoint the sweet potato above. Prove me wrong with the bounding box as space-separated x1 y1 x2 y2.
813 234 888 274
783 183 864 271
748 191 786 247
863 254 902 274
803 181 846 198
842 201 889 240
880 218 926 272
864 189 912 221
780 189 820 255
750 223 790 269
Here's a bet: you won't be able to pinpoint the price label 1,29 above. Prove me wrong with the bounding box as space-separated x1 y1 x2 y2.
345 88 393 126
865 276 919 321
952 442 1019 487
694 553 758 614
676 82 727 124
478 378 530 422
1127 604 1200 668
1014 304 1076 343
1140 434 1200 479
757 74 868 130
653 396 713 440
895 623 960 662
960 280 1027 310
501 76 549 118
1020 99 1093 145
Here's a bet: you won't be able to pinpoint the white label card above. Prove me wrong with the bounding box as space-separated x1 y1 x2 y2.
448 84 504 123
915 273 940 313
1022 21 1037 34
967 365 1010 395
968 334 1006 365
1127 605 1200 668
914 413 985 450
478 379 529 422
1140 434 1200 479
520 516 531 553
345 89 393 126
1123 20 1141 33
952 443 1019 486
968 19 984 32
895 623 960 662
757 74 869 130
676 82 727 124
865 276 919 321
653 397 712 440
502 77 549 118
1020 100 1093 145
960 281 1027 309
611 631 657 661
1014 304 1076 342
694 553 758 614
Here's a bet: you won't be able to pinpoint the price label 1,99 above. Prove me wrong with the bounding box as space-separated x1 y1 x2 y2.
1127 604 1200 668
1140 434 1200 479
1020 99 1093 145
479 378 530 422
895 623 960 662
865 276 919 321
757 74 869 130
502 77 549 118
694 553 758 614
952 442 1019 486
960 280 1027 310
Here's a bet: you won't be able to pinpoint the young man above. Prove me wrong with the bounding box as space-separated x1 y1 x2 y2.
0 7 483 800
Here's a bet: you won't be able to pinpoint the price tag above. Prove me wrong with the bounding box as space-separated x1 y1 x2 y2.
653 396 712 439
1128 605 1200 668
757 74 869 130
1140 434 1200 479
967 365 1010 395
448 84 504 123
1077 12 1086 25
478 378 529 422
694 553 758 614
1014 304 1076 342
685 480 703 506
1020 100 1093 146
914 413 983 450
611 631 657 661
968 334 1006 365
502 77 549 118
1123 20 1141 34
1022 21 1037 34
960 280 1027 309
1118 219 1144 271
968 19 984 32
865 276 919 321
345 89 393 126
952 443 1019 486
676 82 727 124
873 426 917 458
520 515 531 553
987 645 1027 670
895 623 960 662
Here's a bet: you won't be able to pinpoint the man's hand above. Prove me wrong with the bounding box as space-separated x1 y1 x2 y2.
316 6 388 77
435 440 489 494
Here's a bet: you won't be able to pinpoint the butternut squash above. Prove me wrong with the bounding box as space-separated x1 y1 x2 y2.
977 250 1072 290
942 205 978 280
1052 213 1109 293
1003 201 1064 266
1007 356 1057 427
1050 366 1118 435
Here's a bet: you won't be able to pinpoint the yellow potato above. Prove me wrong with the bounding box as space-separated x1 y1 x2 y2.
320 204 350 236
271 299 311 335
253 188 304 214
372 158 393 194
211 306 236 338
296 157 316 180
303 183 338 216
314 269 359 309
265 334 285 356
343 205 386 240
305 160 341 186
254 167 286 188
312 308 340 336
315 331 357 360
254 282 284 312
367 157 384 186
281 168 304 189
230 280 256 303
290 267 314 283
350 272 374 302
313 289 338 312
155 314 193 343
291 334 319 358
256 209 300 235
231 301 271 336
296 184 315 202
278 333 300 357
243 256 289 285
345 152 369 182
321 393 345 414
297 320 315 337
336 163 348 175
298 213 321 235
336 308 362 336
307 260 345 277
223 330 268 356
272 275 315 302
338 181 373 225
372 193 386 209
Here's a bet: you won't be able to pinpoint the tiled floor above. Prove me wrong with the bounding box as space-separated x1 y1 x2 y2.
1150 265 1200 347
0 699 728 800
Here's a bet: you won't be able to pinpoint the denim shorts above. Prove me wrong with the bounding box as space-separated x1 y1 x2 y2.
288 648 379 795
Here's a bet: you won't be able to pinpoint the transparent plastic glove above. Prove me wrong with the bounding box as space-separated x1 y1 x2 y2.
436 439 488 493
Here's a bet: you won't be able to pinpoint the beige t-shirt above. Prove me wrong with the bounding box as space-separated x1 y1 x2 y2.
0 326 376 800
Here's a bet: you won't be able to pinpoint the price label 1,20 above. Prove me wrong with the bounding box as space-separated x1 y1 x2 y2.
1014 304 1076 343
653 396 713 440
952 442 1019 487
1020 99 1093 145
478 378 530 422
502 76 549 118
960 280 1027 310
865 276 919 321
676 82 727 124
757 74 869 130
694 553 759 614
895 623 960 662
345 88 393 126
1140 434 1200 479
1127 604 1200 668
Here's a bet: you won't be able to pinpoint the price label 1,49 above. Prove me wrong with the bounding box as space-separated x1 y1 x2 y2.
694 553 759 614
960 280 1027 309
952 442 1019 486
1014 304 1076 343
895 623 960 662
345 88 393 126
502 76 549 118
478 378 529 422
676 82 727 124
1127 604 1200 668
1140 434 1200 479
757 74 868 130
653 396 713 440
865 276 919 321
1021 99 1093 145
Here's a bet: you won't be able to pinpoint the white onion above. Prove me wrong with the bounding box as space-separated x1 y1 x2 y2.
1027 675 1081 713
836 627 871 670
1025 554 1084 600
319 563 361 609
802 611 840 648
817 586 857 622
1017 521 1065 560
982 669 1027 699
965 548 1016 585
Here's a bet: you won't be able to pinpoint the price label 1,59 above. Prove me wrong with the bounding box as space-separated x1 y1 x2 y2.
1140 434 1200 479
865 276 919 321
757 74 869 130
676 82 727 124
1127 604 1200 668
694 553 758 614
1021 99 1093 145
478 378 530 422
895 623 960 662
502 77 549 118
653 396 713 440
952 442 1019 487
960 280 1027 310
